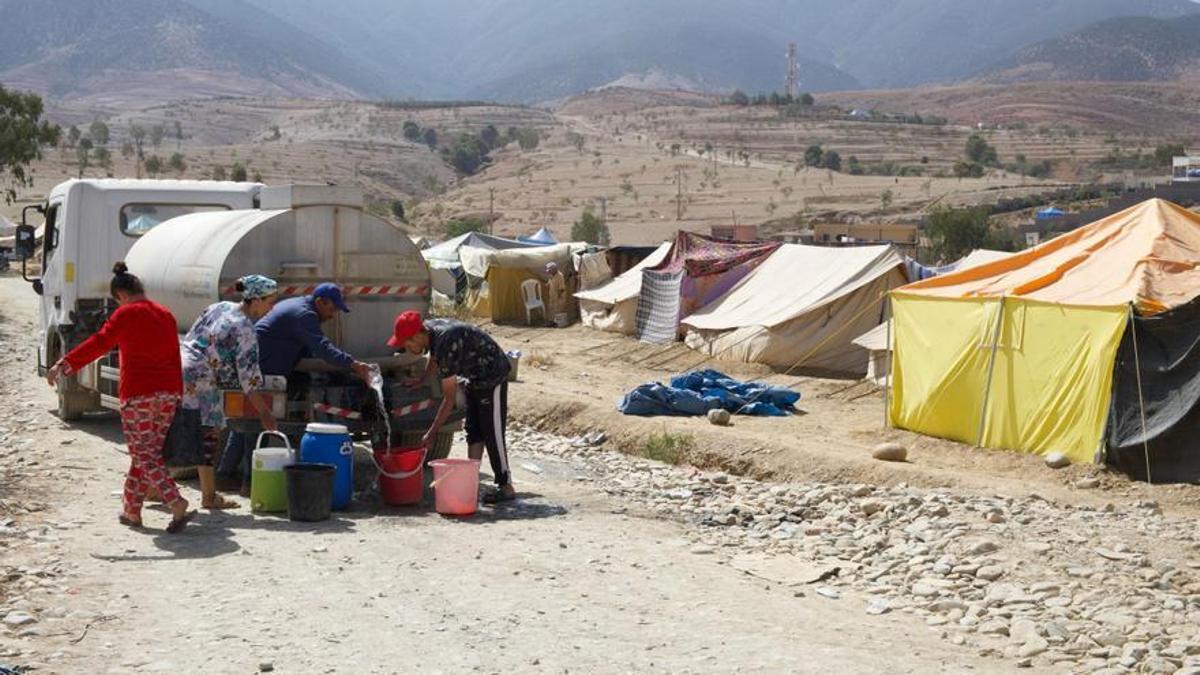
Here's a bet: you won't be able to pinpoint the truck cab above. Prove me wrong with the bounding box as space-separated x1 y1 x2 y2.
18 179 262 418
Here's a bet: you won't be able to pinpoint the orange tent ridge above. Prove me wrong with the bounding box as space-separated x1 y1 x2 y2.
897 199 1200 314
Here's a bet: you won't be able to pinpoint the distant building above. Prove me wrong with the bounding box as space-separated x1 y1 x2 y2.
710 224 759 241
1172 156 1200 183
811 222 917 247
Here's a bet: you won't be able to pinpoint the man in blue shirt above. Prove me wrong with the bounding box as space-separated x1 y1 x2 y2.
256 283 371 379
218 283 371 490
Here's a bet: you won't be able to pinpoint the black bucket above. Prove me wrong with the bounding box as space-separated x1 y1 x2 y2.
284 463 335 522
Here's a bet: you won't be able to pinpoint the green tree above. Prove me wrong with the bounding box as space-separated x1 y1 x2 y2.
230 162 248 181
422 127 438 150
66 125 81 148
880 189 893 209
168 152 186 175
804 144 823 167
1154 143 1186 166
150 124 165 149
965 133 998 166
390 199 405 220
799 92 815 106
89 120 110 146
512 127 540 151
93 146 112 169
480 124 500 149
268 124 281 141
953 161 984 178
443 217 487 238
76 138 93 178
821 150 842 172
729 89 750 106
0 85 60 203
144 154 162 177
211 165 227 181
566 131 585 154
402 120 421 142
120 141 134 158
925 206 992 261
252 169 263 182
571 206 611 245
174 120 183 148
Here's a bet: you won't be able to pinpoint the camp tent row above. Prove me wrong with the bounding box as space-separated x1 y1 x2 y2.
889 198 1200 482
577 232 916 375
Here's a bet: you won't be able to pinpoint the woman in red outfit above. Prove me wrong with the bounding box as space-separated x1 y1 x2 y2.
47 262 194 533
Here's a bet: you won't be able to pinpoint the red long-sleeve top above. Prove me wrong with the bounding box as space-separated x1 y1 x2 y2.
62 300 183 401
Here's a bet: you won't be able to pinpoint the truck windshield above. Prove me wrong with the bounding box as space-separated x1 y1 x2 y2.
120 203 230 236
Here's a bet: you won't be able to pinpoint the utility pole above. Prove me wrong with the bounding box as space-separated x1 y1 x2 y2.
599 196 607 228
488 187 495 234
786 43 800 98
675 166 684 221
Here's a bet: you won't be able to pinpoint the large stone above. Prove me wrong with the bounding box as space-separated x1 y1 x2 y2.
706 409 731 426
976 565 1005 581
1043 452 1071 469
978 619 1010 636
871 443 907 462
2 611 35 627
1010 619 1040 644
1018 636 1049 658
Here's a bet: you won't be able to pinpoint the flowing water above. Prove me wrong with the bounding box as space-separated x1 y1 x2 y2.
367 364 392 450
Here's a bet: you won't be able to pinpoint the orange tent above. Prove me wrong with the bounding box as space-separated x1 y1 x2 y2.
890 199 1200 463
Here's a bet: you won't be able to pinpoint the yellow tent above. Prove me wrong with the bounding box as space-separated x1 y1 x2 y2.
891 199 1200 463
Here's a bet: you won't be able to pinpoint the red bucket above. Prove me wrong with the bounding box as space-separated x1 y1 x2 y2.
375 446 426 506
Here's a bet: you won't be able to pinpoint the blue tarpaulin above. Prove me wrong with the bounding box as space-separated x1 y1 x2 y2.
618 369 800 417
1036 207 1066 220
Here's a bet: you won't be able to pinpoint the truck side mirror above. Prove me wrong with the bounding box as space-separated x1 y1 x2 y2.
14 225 35 261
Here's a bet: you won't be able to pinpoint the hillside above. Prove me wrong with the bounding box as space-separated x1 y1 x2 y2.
980 14 1200 83
0 0 362 104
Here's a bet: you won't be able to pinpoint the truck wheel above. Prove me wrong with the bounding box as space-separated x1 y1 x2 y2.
56 375 97 421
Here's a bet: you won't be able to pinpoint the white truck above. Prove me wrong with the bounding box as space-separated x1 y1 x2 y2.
13 180 457 453
14 179 263 418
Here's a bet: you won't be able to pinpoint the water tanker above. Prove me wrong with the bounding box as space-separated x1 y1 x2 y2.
123 184 458 449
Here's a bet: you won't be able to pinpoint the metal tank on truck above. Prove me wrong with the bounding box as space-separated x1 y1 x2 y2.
124 184 460 454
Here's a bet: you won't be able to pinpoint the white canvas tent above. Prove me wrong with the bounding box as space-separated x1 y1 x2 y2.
682 244 906 374
422 232 540 297
575 242 672 334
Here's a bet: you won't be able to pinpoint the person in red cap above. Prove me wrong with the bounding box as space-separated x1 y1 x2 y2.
390 311 515 503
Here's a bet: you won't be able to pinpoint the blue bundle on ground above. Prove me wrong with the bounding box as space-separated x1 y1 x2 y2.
617 369 800 417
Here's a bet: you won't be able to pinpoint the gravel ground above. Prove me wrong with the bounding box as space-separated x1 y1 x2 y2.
510 426 1200 674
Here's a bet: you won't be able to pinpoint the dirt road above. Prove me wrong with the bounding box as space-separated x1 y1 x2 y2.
0 275 1000 673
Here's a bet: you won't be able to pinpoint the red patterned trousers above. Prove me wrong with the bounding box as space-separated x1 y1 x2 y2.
119 392 183 515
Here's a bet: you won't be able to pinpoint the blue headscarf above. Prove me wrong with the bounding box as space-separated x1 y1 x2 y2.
239 274 278 300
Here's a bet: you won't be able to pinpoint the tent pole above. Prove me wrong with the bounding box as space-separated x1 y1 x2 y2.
1128 304 1153 484
976 296 1006 448
883 293 892 429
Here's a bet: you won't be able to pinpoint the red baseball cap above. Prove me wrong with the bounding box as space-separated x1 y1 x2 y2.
387 311 425 347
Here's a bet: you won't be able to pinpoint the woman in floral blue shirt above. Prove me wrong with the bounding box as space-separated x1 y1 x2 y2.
181 275 279 509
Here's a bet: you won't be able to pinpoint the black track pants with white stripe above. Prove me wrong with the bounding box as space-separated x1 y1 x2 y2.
464 382 510 486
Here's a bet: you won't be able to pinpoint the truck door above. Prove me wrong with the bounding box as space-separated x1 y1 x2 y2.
37 201 65 369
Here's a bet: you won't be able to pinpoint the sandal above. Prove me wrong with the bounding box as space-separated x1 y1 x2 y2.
482 486 517 504
202 494 240 510
117 512 143 529
165 510 196 534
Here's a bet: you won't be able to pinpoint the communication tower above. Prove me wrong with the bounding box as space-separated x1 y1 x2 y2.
786 42 800 98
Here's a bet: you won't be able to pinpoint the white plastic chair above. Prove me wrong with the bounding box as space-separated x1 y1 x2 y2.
520 279 545 325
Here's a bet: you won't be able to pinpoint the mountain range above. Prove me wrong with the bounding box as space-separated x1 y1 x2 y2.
980 14 1200 83
1 0 1198 104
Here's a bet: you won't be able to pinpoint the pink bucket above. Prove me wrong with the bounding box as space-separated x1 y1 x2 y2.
429 458 480 516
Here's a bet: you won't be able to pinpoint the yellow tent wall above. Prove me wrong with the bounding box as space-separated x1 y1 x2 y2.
890 294 1126 463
